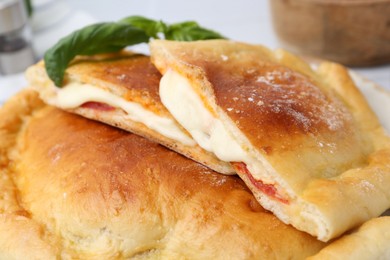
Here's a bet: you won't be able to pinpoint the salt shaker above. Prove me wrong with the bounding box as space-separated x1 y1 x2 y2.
0 0 35 75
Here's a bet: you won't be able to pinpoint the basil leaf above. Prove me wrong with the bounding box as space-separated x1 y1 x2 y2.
165 21 226 41
24 0 33 17
44 22 149 86
44 16 226 87
120 16 167 38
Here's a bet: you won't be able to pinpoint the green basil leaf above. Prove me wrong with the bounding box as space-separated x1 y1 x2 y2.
165 21 226 41
119 16 167 38
44 16 226 87
24 0 33 17
44 22 149 86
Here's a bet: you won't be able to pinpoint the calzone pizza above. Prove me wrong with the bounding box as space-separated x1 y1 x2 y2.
25 52 233 174
0 89 324 259
150 39 390 241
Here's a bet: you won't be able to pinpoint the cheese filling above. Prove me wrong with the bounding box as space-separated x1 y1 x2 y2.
51 82 196 146
159 70 246 161
160 69 289 201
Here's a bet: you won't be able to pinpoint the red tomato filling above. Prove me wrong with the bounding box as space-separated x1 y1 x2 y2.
232 162 289 204
81 102 115 111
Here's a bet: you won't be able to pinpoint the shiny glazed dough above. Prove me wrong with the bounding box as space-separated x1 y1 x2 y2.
0 90 325 259
150 39 390 241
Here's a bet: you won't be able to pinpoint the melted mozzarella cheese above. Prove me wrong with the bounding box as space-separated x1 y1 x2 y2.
159 69 270 179
52 82 196 146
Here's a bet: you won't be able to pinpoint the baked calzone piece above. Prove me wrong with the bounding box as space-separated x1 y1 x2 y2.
308 217 390 260
25 52 233 174
0 90 325 259
150 39 390 242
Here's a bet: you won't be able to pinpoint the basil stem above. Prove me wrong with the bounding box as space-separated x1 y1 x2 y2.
120 16 167 39
44 16 225 87
165 21 226 41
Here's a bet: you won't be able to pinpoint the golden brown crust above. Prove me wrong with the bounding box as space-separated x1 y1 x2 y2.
67 52 167 115
149 39 390 241
70 106 232 175
153 41 349 149
0 89 325 259
316 61 388 149
0 90 58 259
25 52 233 174
150 40 368 187
308 217 390 260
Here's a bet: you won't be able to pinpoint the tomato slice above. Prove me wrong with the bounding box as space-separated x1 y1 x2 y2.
232 162 289 204
81 102 115 111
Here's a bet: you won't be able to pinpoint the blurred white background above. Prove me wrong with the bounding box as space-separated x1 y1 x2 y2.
66 0 279 47
0 0 389 103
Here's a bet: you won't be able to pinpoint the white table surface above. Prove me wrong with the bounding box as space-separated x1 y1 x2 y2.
0 0 389 104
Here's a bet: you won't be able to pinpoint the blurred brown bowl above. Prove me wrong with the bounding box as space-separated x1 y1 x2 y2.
269 0 390 66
